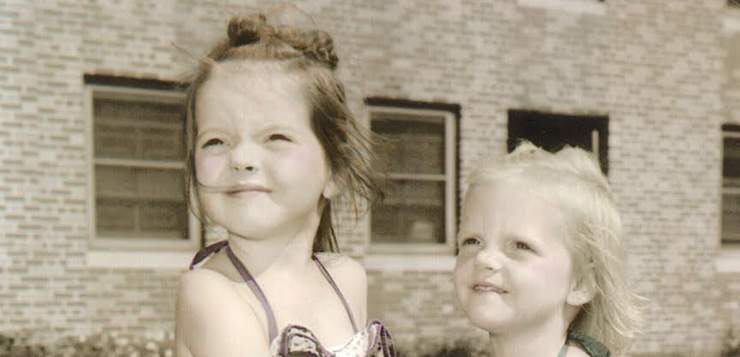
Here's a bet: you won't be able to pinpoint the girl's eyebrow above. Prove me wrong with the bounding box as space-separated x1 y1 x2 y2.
503 231 541 246
456 231 481 242
257 123 299 134
195 127 229 141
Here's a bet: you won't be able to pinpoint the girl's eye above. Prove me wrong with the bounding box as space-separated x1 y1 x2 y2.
460 237 482 246
514 241 533 251
268 133 291 142
202 138 224 149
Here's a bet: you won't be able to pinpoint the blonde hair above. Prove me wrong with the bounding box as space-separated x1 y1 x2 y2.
468 141 642 354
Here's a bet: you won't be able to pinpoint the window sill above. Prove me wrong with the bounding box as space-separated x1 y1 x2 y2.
363 254 456 272
90 236 198 251
87 237 198 269
87 249 195 269
724 10 740 33
369 242 454 254
716 245 740 273
518 0 606 16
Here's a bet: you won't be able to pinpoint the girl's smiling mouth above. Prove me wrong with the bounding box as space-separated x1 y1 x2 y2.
225 183 272 195
472 282 508 294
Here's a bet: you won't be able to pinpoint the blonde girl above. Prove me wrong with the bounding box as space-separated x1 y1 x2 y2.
454 142 641 357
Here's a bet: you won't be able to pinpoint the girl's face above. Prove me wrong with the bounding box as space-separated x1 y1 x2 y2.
454 180 579 334
194 65 332 240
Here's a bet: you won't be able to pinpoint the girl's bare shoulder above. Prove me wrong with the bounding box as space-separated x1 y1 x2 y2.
176 261 269 356
314 253 367 284
177 263 251 322
314 253 368 323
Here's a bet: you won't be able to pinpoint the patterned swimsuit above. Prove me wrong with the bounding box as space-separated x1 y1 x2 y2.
190 240 396 357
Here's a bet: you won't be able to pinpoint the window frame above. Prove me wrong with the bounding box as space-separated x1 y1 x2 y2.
517 0 606 15
364 99 460 256
85 81 200 253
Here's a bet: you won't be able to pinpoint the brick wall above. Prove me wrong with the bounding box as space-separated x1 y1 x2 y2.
1 0 738 356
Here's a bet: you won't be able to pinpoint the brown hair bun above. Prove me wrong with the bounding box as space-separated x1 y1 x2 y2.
227 14 268 47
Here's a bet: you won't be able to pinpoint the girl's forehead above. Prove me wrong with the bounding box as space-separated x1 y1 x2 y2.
205 61 307 98
461 181 571 238
194 62 311 128
465 177 567 212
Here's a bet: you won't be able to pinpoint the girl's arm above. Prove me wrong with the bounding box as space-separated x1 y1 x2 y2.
175 269 270 357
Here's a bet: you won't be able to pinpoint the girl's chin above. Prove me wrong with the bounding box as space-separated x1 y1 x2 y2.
224 225 280 239
471 318 511 332
223 220 308 240
465 306 513 331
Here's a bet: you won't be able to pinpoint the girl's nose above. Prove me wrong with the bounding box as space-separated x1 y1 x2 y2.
229 141 261 175
474 247 504 272
232 164 258 173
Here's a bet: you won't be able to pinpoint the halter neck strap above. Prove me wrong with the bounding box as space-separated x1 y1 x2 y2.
189 240 360 343
311 255 360 333
224 244 280 342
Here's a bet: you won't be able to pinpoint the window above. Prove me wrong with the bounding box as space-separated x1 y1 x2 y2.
722 125 740 246
85 75 199 251
508 110 609 174
366 98 459 254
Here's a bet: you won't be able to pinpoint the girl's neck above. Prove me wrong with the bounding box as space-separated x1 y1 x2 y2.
226 210 320 277
489 315 569 357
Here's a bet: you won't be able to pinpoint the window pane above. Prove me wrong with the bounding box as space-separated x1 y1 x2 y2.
96 166 183 200
722 193 740 243
96 198 136 232
372 114 445 175
372 180 445 244
95 165 186 239
138 169 184 201
94 98 182 124
97 199 187 239
94 98 184 160
95 122 139 159
141 127 184 160
96 165 138 199
723 137 740 181
139 201 188 239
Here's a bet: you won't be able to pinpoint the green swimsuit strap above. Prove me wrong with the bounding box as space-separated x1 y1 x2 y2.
558 343 569 357
564 330 612 357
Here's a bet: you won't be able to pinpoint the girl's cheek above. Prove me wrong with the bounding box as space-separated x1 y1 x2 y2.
454 254 472 273
453 259 473 286
291 145 326 169
195 154 228 186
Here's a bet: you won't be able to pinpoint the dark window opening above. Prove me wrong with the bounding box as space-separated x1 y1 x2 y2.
508 110 609 175
722 124 740 245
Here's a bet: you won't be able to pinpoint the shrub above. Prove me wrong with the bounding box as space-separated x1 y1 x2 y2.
0 331 174 357
723 324 740 357
395 338 491 357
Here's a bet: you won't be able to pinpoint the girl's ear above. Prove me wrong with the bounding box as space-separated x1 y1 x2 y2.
566 279 595 307
322 176 340 199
